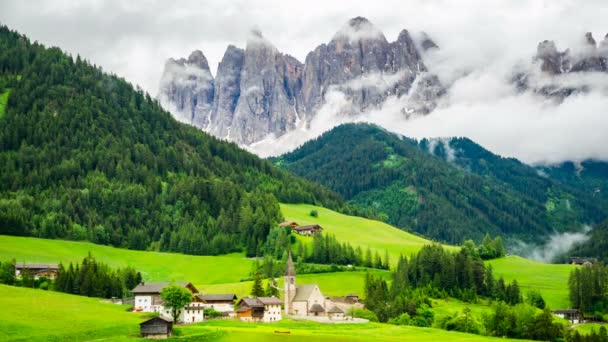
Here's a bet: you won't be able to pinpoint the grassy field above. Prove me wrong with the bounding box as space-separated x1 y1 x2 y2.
0 284 150 341
175 319 530 341
0 88 10 118
0 235 254 285
573 323 608 335
202 269 391 298
489 255 575 309
0 285 530 341
280 203 458 265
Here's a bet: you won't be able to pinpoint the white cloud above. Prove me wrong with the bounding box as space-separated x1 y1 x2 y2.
513 225 592 263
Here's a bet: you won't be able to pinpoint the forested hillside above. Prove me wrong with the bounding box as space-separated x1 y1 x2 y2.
274 123 607 244
423 137 607 232
0 26 345 256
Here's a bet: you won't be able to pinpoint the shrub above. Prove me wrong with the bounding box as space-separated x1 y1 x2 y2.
310 210 318 217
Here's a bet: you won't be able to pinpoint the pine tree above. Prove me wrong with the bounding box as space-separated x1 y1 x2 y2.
250 272 264 297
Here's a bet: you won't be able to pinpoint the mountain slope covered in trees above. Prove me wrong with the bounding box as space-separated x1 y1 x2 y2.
274 123 607 244
0 25 346 257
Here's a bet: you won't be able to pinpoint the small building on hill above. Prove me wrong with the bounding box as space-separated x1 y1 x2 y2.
198 293 237 313
291 224 323 236
14 262 59 280
279 221 299 229
140 316 173 339
552 309 581 323
570 258 596 266
236 296 282 322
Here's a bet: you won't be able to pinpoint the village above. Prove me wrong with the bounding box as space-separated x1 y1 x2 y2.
9 221 602 340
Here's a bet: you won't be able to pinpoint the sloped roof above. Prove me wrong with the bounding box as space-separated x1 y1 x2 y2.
258 296 282 305
309 303 325 312
199 294 237 301
279 221 298 227
14 262 59 270
328 306 344 314
293 224 322 231
139 316 173 325
293 284 318 301
131 282 194 294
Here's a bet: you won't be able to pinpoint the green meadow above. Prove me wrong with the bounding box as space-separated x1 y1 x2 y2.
175 319 530 341
0 235 253 285
0 284 150 341
280 203 458 265
489 255 575 309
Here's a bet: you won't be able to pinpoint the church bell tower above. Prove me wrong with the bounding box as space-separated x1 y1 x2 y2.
284 250 296 315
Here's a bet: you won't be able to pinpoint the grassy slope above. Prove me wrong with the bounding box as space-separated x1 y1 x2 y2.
177 319 529 342
280 203 458 265
489 256 576 309
0 88 9 118
0 235 253 285
0 284 151 341
0 285 527 342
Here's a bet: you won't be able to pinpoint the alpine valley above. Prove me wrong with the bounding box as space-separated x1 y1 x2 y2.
1 6 608 342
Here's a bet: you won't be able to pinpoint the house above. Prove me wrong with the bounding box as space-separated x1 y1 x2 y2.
236 296 282 322
278 221 299 229
291 224 323 236
553 309 581 323
328 306 345 320
198 293 237 313
140 316 173 339
570 258 596 266
131 282 204 323
14 262 59 280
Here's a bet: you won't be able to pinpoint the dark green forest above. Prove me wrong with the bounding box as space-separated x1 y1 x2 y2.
0 26 346 257
274 123 607 244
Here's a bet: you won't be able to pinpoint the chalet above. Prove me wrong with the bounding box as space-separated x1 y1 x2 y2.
140 316 173 339
291 224 323 236
279 221 299 229
236 296 282 322
198 293 237 313
553 309 581 324
14 262 59 280
131 282 204 323
570 258 596 266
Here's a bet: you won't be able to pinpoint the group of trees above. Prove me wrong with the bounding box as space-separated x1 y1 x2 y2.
566 326 608 342
54 253 142 299
569 263 608 317
364 244 524 324
484 303 563 340
304 233 389 270
0 25 351 257
249 272 279 298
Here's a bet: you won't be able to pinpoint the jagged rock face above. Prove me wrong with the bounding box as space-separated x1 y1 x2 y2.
516 32 608 101
159 50 214 127
159 17 444 145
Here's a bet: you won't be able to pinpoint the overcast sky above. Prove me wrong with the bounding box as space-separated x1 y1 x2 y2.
2 0 608 163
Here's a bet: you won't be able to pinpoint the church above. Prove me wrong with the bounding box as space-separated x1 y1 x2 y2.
284 252 342 317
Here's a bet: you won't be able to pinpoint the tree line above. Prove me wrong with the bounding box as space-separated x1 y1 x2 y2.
569 263 608 319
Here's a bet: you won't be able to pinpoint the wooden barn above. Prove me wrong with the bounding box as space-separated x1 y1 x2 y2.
139 316 173 339
291 224 323 236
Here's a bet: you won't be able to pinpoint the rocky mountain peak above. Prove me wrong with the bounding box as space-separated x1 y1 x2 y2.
419 32 439 52
585 32 597 46
186 50 210 70
333 16 385 43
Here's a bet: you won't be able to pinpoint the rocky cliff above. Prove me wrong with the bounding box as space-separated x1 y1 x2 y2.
159 17 443 145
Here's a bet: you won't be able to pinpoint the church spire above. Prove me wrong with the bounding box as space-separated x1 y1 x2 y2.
286 250 296 277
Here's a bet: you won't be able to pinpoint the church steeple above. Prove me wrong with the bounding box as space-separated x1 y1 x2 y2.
286 250 296 277
284 250 296 315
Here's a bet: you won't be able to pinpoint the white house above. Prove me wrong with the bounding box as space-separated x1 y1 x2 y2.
198 293 237 313
131 282 204 324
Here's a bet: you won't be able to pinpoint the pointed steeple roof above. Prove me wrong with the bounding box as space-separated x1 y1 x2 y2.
286 250 296 276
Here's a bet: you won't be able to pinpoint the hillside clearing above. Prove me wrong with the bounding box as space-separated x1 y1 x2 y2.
280 203 458 265
0 88 9 118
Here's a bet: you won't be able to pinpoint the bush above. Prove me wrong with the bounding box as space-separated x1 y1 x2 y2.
203 307 223 319
347 307 378 322
310 210 318 217
388 313 411 325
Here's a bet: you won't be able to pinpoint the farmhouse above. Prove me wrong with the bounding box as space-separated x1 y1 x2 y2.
131 282 204 323
140 316 173 339
236 296 282 322
14 262 59 280
198 293 237 314
570 258 596 266
291 224 323 236
553 309 581 324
